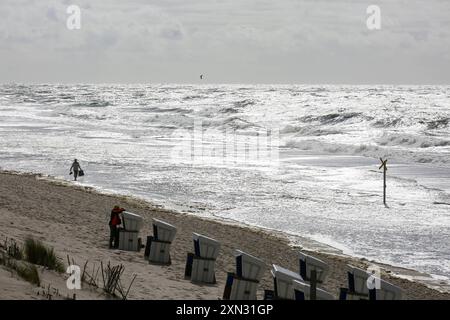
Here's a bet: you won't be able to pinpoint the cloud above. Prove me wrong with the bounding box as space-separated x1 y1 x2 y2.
0 0 449 83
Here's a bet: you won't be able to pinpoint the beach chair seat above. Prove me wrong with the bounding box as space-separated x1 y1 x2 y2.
185 252 217 284
185 233 221 284
299 252 329 283
145 219 177 265
223 250 266 300
270 264 303 300
292 280 334 300
147 239 171 264
118 230 141 251
223 272 259 300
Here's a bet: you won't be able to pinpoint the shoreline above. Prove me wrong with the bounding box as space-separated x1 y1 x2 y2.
0 169 449 299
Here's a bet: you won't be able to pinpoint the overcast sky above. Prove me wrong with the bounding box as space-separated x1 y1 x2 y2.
0 0 449 84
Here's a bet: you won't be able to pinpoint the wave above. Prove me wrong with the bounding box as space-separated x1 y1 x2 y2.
70 101 111 108
378 133 450 149
146 106 192 114
372 117 403 128
426 118 449 130
233 99 256 109
218 116 260 130
197 115 262 131
280 124 342 136
58 94 75 100
68 113 109 121
182 95 205 101
297 112 364 125
284 139 379 155
283 138 449 164
216 99 256 114
220 107 239 114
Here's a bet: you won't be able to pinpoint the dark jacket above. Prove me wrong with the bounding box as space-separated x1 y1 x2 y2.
109 209 124 226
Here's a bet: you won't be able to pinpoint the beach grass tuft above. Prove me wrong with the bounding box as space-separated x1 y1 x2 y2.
15 262 41 286
0 252 41 287
24 238 64 273
6 239 24 260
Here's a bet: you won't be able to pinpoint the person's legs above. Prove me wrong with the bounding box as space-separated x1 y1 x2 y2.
73 170 78 181
114 227 120 248
109 225 115 248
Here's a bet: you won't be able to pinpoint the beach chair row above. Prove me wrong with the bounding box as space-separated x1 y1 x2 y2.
117 211 404 300
267 263 403 300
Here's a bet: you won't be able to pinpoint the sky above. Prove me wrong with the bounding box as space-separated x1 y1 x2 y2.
0 0 449 84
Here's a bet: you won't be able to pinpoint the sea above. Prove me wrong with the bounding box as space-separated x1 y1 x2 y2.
0 83 449 289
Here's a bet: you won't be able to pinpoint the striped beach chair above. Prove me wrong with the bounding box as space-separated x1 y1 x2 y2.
265 264 303 300
184 233 221 284
118 211 143 252
144 218 177 265
223 250 266 300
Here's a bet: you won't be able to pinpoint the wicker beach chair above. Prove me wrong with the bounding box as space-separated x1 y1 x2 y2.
118 211 143 251
144 218 177 265
184 233 221 284
265 264 303 300
340 265 404 300
223 250 266 300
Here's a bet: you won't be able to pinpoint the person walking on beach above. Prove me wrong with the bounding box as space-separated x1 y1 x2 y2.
109 206 125 249
69 159 82 181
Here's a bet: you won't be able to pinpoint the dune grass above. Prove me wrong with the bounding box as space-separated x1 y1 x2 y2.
1 237 62 287
5 238 23 260
15 262 41 286
0 254 41 287
23 238 64 273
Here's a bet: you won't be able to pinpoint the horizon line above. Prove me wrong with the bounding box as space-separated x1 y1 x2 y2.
2 81 450 86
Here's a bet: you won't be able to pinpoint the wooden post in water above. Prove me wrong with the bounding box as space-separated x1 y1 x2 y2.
379 158 388 206
310 270 317 300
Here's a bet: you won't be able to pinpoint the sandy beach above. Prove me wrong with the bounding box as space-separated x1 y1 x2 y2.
0 170 448 300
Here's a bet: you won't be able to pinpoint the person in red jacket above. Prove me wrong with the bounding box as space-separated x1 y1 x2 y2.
109 206 125 249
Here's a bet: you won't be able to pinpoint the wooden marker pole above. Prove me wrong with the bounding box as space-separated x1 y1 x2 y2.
379 158 388 206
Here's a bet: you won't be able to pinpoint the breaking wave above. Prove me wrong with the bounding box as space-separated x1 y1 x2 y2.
297 112 364 125
1 84 449 166
426 118 449 130
233 99 256 109
378 133 450 149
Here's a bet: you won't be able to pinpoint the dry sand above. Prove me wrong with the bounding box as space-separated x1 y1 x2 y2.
0 171 448 300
